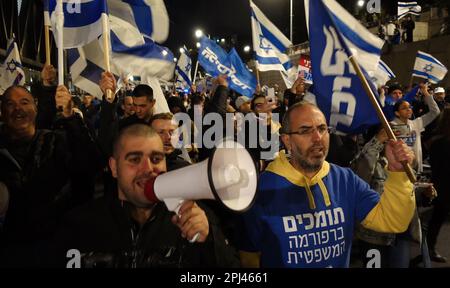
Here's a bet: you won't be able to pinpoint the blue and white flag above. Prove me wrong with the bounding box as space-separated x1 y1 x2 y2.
101 15 175 81
0 37 25 93
49 0 108 49
67 44 119 98
250 0 296 87
368 59 396 88
68 15 174 96
228 48 257 96
198 37 256 97
398 2 422 20
107 0 169 43
412 51 448 84
175 48 192 92
306 0 385 134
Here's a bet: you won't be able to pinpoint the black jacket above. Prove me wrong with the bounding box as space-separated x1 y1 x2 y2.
45 197 240 268
31 83 57 130
0 115 100 267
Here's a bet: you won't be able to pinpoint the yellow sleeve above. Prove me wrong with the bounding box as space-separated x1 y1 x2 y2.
361 170 415 233
239 251 261 268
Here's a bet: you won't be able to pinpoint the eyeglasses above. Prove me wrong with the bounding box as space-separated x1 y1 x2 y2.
285 126 334 137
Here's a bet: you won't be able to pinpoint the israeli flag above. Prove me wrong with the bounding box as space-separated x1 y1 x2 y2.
67 44 120 98
49 0 108 49
175 49 192 92
107 0 169 43
412 51 448 84
67 15 174 96
0 37 25 93
398 2 422 20
368 59 396 88
250 0 296 87
198 37 256 97
101 15 175 81
306 0 385 134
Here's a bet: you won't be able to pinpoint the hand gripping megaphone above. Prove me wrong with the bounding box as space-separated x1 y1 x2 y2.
144 139 258 242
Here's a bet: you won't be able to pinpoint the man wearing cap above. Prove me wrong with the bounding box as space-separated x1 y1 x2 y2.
433 87 447 110
235 96 251 114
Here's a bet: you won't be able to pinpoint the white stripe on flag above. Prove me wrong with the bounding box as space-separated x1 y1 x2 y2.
323 0 384 74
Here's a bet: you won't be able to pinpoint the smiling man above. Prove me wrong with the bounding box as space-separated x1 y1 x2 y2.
0 85 99 267
47 124 239 268
238 101 417 268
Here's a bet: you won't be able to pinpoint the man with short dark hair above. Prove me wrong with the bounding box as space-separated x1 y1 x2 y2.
131 84 156 122
238 102 416 268
385 83 404 105
47 124 239 268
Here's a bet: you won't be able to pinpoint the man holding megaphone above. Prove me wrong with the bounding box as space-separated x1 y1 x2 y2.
46 124 239 268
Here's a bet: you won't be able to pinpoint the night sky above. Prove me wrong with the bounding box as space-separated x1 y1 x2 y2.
163 0 416 61
164 0 307 61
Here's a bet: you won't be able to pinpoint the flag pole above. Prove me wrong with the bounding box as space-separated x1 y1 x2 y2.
349 55 416 183
44 26 51 65
102 13 114 102
193 60 199 84
289 0 293 43
256 67 260 87
56 0 64 85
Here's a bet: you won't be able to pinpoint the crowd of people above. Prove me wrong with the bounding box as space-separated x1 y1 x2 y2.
0 62 449 268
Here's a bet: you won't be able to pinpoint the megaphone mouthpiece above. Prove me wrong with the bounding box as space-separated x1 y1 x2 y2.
144 177 159 203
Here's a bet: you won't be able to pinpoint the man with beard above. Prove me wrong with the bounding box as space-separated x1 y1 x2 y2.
47 124 239 267
238 102 417 268
150 113 190 171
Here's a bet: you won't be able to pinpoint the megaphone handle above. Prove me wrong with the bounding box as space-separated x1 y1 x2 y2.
189 233 200 243
164 198 200 243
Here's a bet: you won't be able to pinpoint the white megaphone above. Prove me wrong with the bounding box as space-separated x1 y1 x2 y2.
144 139 258 242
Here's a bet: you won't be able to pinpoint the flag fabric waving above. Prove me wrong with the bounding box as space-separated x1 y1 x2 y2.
250 0 296 87
0 37 25 93
48 0 108 48
368 59 396 88
398 2 422 20
107 0 169 43
306 0 385 134
198 37 256 97
175 49 192 92
412 51 448 84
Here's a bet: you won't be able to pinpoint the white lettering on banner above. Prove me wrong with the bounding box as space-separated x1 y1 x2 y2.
285 241 346 265
366 0 381 14
320 25 357 129
67 0 81 14
282 207 346 233
282 207 347 265
201 47 252 90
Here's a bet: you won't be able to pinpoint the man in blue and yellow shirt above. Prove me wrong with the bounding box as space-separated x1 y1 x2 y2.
238 102 415 268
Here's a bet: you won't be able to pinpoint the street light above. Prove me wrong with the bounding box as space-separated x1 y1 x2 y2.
196 42 201 48
195 29 203 38
179 47 185 54
243 45 251 53
220 38 225 43
173 57 177 62
357 0 365 7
